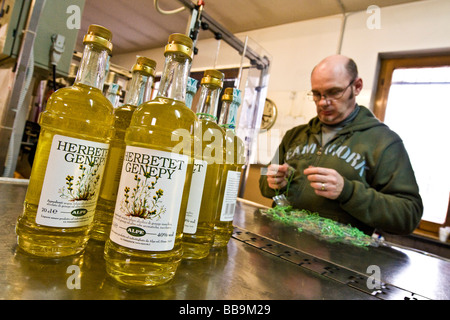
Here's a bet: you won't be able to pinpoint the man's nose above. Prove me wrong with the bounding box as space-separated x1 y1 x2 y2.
317 95 330 106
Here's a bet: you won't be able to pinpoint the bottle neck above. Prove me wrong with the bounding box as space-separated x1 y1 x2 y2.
218 100 239 130
105 84 121 108
185 77 198 109
75 44 110 90
219 88 241 130
156 53 191 103
196 84 221 122
124 71 154 106
218 100 231 127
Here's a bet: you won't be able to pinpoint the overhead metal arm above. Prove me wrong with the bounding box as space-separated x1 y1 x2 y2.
177 0 270 70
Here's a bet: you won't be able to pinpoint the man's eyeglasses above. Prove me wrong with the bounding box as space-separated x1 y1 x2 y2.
307 79 355 102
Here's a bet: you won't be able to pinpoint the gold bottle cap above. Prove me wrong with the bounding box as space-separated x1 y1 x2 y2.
164 33 194 60
201 69 224 88
83 24 113 53
221 87 234 101
132 56 157 77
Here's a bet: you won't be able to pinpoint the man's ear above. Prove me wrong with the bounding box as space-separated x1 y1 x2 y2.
353 77 363 96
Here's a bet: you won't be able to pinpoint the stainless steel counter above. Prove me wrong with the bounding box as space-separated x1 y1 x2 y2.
1 179 449 300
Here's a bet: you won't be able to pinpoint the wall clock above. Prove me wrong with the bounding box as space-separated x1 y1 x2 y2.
260 98 277 130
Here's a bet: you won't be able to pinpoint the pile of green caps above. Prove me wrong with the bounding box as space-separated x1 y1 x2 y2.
261 206 378 248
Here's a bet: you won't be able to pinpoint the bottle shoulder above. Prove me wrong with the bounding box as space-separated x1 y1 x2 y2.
45 83 114 119
110 104 136 138
114 104 135 126
39 84 114 139
131 97 197 129
115 104 136 113
198 118 225 133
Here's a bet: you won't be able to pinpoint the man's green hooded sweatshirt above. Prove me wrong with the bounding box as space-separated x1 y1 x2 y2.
259 105 423 235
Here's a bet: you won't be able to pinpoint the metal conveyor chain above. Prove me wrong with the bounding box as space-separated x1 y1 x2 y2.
231 226 430 300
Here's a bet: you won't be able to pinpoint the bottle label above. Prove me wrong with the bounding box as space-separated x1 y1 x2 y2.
183 159 207 234
219 170 241 221
36 135 109 228
109 146 188 251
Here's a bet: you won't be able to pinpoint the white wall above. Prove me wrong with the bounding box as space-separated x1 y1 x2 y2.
111 0 450 163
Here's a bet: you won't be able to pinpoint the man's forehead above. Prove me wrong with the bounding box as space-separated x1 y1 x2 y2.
311 63 351 88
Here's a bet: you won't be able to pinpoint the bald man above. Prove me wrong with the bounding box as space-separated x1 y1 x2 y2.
259 55 423 235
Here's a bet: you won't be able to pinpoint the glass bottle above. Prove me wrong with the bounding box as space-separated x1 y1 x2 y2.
105 83 122 108
183 69 224 259
213 87 245 248
16 25 114 257
90 56 157 242
104 33 197 287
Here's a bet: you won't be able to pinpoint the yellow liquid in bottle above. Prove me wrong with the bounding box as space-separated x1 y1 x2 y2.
104 97 197 287
90 104 135 242
213 129 245 248
16 83 114 257
182 118 224 259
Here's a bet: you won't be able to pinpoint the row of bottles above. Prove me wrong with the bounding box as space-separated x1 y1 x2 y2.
15 25 245 288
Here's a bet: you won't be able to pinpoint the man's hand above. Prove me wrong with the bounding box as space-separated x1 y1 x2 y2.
303 166 344 200
266 163 291 190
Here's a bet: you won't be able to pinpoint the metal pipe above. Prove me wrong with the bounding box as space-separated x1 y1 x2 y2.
236 36 248 89
213 38 220 68
336 0 348 54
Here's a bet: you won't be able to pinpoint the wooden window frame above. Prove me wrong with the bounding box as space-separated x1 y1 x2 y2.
372 52 450 237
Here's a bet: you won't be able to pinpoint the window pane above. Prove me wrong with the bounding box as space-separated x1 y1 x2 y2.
384 67 450 224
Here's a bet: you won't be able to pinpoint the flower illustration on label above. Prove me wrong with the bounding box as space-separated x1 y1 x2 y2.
120 172 167 220
59 162 101 201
